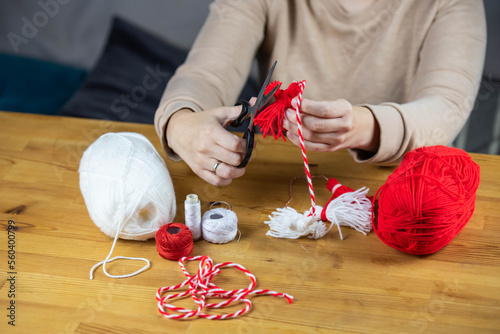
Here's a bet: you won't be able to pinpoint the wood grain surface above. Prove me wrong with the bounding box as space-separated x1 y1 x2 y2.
0 111 499 333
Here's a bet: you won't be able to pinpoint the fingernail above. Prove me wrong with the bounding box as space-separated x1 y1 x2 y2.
287 132 294 139
285 109 291 119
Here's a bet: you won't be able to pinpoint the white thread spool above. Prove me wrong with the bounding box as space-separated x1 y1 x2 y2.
79 132 176 279
202 202 238 244
184 194 201 240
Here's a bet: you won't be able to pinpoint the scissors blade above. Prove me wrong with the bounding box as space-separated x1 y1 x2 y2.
254 83 279 113
255 60 277 104
247 82 279 131
247 61 278 130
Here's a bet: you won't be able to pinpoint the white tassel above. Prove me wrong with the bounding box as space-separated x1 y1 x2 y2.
264 187 372 240
264 206 328 239
323 187 372 240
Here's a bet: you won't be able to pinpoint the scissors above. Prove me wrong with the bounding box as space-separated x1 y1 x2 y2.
230 60 279 168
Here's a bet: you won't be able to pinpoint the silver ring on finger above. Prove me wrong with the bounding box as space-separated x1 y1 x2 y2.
212 161 221 175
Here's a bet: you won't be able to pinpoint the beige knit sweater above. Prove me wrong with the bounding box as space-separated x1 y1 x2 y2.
155 0 486 164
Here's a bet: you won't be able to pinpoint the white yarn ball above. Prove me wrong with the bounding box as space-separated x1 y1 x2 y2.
202 208 238 244
79 132 176 241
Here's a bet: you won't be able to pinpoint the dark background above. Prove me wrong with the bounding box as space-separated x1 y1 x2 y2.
0 0 498 154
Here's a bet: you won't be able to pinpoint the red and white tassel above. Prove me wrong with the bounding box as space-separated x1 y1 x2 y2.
265 178 372 240
320 178 373 240
256 80 371 240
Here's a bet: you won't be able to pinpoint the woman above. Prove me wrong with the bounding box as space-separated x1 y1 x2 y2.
155 0 486 186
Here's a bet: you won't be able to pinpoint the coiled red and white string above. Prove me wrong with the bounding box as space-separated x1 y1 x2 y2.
292 80 316 215
156 255 293 320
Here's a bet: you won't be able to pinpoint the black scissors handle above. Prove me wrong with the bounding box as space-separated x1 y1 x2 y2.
230 101 250 128
230 60 278 168
232 101 253 168
237 127 254 168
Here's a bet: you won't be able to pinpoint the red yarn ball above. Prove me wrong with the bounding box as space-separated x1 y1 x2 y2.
156 223 194 260
372 146 480 255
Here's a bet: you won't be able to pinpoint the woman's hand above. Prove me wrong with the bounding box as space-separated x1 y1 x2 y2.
282 98 379 153
166 107 247 186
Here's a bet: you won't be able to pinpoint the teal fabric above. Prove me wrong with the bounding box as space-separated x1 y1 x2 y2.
0 53 86 115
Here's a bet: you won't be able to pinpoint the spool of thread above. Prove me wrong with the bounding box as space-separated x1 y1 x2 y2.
373 145 480 255
156 223 194 260
184 194 202 240
79 132 176 279
202 203 238 244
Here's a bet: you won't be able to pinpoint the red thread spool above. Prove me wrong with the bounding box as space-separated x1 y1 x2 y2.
373 146 480 255
156 223 193 260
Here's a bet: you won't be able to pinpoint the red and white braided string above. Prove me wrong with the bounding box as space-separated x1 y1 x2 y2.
156 255 293 320
293 80 316 215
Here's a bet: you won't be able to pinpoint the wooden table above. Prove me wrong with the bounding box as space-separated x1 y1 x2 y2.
0 111 499 334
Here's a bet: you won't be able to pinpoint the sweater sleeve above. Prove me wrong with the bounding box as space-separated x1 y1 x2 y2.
349 0 486 164
154 0 267 160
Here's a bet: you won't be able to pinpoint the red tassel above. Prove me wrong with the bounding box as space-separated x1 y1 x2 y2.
254 81 303 141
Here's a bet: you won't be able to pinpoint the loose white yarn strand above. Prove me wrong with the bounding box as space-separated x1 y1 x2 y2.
89 213 150 279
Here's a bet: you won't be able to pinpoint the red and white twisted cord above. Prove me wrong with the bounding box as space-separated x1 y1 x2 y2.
156 255 293 320
293 80 316 215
